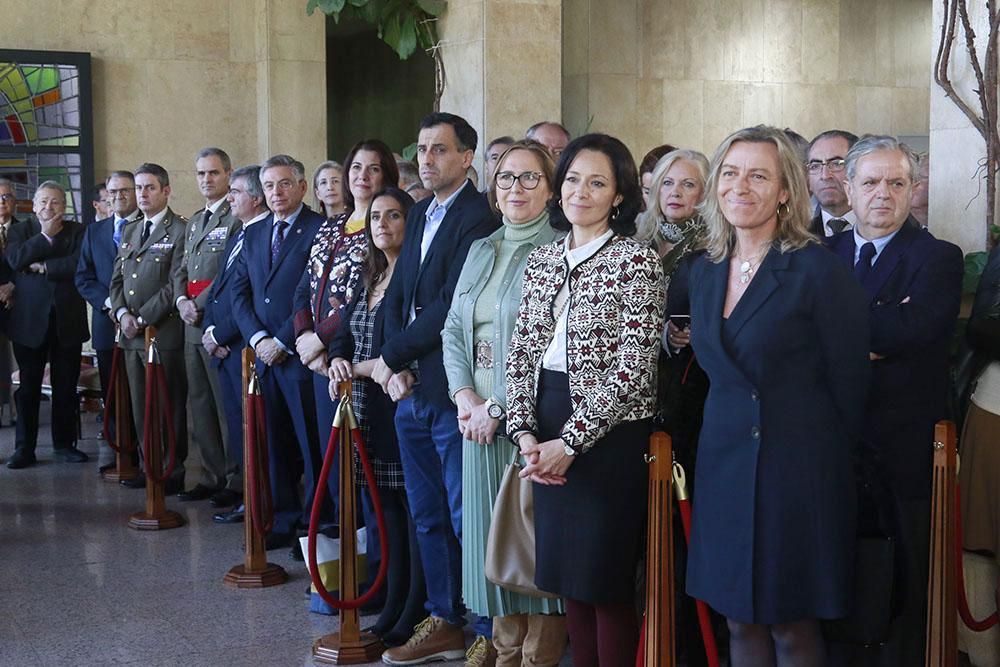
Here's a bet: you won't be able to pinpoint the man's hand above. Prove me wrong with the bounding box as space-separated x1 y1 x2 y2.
178 298 201 326
39 218 64 240
213 345 230 360
120 313 142 339
306 353 329 376
386 370 415 402
372 356 393 390
28 262 45 274
295 331 325 367
255 337 288 366
202 329 219 356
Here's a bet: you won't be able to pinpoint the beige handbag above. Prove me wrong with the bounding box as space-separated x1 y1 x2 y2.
484 445 556 598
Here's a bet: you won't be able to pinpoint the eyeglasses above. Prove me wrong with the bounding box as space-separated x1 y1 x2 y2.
806 158 847 174
495 171 544 190
0 193 13 202
107 188 132 199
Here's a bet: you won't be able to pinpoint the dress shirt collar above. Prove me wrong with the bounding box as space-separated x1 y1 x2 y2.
142 207 169 228
820 206 858 234
563 228 614 270
427 179 469 221
115 209 141 225
244 210 269 229
205 197 226 216
275 203 304 226
853 225 900 264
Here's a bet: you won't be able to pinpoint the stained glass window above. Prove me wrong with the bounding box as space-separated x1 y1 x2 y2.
0 50 93 223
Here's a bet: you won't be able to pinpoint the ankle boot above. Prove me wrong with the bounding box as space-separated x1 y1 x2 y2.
523 613 568 666
492 614 527 667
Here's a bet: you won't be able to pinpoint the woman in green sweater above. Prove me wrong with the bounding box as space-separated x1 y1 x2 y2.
442 140 566 666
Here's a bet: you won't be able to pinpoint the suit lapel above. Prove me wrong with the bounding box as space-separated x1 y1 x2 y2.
862 223 916 301
702 256 728 358
413 183 473 291
724 248 789 340
267 211 307 283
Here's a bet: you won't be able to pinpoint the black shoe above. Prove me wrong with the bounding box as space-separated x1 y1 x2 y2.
177 484 217 501
210 489 241 508
265 531 293 551
53 447 89 463
98 462 116 474
213 504 245 524
121 475 146 489
6 449 37 469
163 478 184 495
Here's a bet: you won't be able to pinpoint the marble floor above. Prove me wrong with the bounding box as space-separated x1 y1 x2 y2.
0 404 469 667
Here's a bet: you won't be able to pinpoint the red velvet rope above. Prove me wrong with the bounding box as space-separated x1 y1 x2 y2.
101 345 125 452
307 414 390 610
676 492 721 667
141 354 177 483
245 392 273 535
956 484 1000 632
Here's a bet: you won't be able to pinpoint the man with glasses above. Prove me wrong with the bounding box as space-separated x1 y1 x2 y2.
805 129 859 238
5 181 90 468
173 148 242 507
76 171 141 472
110 163 189 494
231 154 325 550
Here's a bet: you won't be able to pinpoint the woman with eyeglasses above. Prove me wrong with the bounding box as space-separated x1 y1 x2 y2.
506 134 665 666
442 139 566 666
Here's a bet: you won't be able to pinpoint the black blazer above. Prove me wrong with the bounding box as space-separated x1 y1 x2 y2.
5 218 89 348
203 226 247 364
328 290 400 462
74 215 122 351
828 222 964 499
380 180 499 408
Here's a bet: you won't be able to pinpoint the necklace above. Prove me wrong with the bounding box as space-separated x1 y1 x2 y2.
733 246 770 285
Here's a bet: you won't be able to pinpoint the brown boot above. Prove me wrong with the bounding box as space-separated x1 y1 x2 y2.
492 615 527 667
523 613 568 666
382 615 466 665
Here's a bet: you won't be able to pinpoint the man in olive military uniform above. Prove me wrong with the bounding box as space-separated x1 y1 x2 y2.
110 163 188 493
173 148 242 506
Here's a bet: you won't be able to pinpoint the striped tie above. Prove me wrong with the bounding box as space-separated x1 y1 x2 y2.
225 228 245 271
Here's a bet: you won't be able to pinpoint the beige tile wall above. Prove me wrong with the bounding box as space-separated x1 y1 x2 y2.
565 0 933 161
0 0 326 216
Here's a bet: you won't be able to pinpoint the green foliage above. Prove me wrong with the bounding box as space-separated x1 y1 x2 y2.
964 250 989 295
401 142 418 162
306 0 445 60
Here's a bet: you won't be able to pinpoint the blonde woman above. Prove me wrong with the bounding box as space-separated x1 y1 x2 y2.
685 126 869 665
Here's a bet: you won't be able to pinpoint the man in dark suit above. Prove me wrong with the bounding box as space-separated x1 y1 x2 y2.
829 135 963 666
173 148 242 504
0 179 20 427
231 154 324 547
75 171 140 471
203 164 269 521
806 129 858 238
5 181 90 468
373 113 499 665
110 163 189 493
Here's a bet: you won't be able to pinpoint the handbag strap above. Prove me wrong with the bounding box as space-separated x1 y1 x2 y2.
509 443 522 466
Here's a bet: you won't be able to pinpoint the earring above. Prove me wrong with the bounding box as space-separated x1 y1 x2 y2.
611 206 620 221
495 200 501 211
776 202 790 219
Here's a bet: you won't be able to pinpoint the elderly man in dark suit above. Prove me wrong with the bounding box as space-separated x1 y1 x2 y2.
806 129 859 238
203 164 269 521
231 154 325 549
373 113 499 665
828 135 963 666
5 181 90 468
110 163 189 494
75 170 140 471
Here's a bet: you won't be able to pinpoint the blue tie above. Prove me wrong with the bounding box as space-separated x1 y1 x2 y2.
226 228 245 271
113 218 126 247
271 219 288 266
855 242 876 283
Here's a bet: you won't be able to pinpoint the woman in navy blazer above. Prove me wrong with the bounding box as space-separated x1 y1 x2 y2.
685 126 870 664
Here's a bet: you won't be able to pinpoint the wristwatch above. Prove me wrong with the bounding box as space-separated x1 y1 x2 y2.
561 436 577 457
485 397 505 420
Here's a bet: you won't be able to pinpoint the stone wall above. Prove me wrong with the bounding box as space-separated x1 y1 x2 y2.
563 0 932 162
0 0 326 216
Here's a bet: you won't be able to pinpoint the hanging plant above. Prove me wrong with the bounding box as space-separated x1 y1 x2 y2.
306 0 447 110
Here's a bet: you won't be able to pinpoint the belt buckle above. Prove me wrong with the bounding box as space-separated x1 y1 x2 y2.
475 341 494 369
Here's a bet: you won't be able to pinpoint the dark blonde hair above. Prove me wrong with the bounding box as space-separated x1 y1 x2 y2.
486 139 556 215
701 125 815 262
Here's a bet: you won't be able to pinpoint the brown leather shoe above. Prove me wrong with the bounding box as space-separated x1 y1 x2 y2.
381 616 466 665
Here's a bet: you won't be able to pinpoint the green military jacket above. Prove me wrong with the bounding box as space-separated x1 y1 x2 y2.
110 207 187 351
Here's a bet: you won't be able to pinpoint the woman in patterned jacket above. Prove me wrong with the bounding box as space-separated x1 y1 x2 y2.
506 133 665 667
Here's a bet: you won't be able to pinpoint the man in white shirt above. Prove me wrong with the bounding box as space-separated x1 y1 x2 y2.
806 129 859 238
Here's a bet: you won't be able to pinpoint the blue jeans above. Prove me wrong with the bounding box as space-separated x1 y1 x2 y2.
395 393 467 627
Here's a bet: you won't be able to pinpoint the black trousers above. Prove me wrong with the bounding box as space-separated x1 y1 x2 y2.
12 321 82 453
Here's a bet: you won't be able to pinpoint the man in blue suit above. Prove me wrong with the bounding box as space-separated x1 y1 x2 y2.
75 171 140 471
203 164 269 521
829 135 963 666
231 154 324 548
374 113 500 665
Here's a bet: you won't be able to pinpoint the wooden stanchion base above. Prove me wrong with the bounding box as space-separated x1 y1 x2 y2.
223 563 288 588
128 510 185 530
102 466 139 483
312 632 384 665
